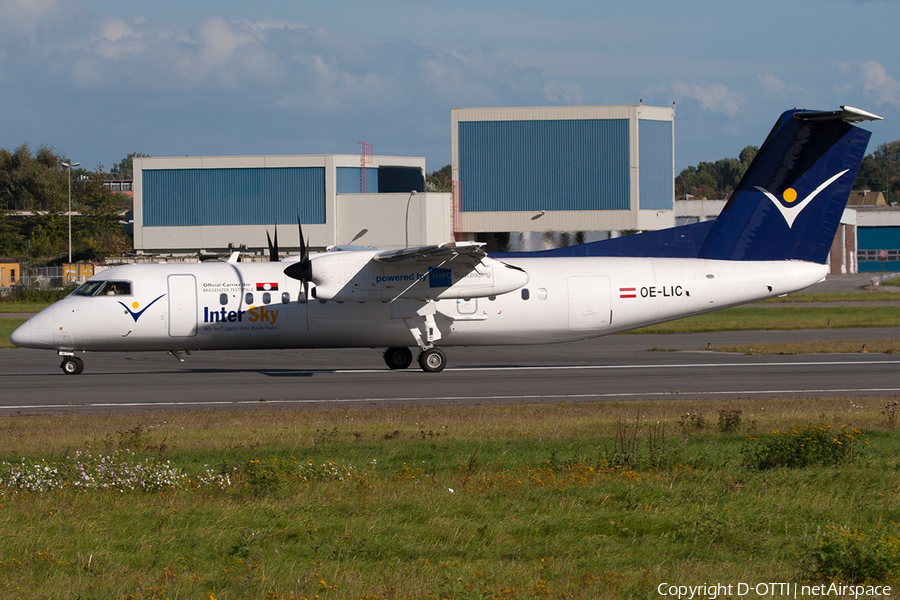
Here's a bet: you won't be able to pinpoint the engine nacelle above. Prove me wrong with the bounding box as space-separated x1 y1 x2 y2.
308 251 529 302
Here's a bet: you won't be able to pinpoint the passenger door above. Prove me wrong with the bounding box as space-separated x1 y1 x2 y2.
167 275 198 337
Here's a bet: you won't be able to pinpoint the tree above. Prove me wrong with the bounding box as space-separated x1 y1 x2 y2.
426 165 452 192
0 144 135 260
856 141 900 204
110 152 150 180
73 167 132 256
674 146 758 200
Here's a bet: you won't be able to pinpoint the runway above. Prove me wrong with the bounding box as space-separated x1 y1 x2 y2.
3 327 900 414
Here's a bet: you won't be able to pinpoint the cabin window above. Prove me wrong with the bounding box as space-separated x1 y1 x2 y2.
282 292 290 304
263 292 271 304
97 281 132 296
521 289 530 300
537 288 548 301
219 293 228 306
245 293 254 305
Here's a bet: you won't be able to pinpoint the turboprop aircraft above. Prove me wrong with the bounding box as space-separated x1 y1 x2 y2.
10 106 881 374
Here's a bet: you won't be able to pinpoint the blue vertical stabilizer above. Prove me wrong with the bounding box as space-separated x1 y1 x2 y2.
697 107 877 263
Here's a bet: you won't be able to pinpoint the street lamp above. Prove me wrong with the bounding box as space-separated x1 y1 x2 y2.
405 190 417 247
61 161 79 277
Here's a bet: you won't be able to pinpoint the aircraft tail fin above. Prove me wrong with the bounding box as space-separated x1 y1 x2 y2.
697 106 880 263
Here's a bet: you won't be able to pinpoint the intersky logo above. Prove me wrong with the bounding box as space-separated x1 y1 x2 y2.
118 294 166 323
755 170 848 228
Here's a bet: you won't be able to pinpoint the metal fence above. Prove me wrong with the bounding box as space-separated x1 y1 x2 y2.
0 267 89 298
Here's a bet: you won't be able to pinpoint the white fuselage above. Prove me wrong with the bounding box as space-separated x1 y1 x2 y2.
12 256 826 354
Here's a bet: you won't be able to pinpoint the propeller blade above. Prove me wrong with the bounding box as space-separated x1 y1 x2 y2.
298 217 308 263
283 216 314 330
303 279 310 330
271 224 279 262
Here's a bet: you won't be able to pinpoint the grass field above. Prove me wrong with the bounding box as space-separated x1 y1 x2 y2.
712 339 900 355
0 302 51 314
1 399 899 598
629 305 900 334
0 318 24 349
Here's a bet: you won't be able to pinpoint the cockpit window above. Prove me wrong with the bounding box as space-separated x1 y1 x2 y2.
71 281 105 296
71 280 132 297
98 281 132 296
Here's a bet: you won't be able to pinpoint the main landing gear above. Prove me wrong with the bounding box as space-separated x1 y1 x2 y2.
382 346 447 373
384 299 449 373
60 355 84 375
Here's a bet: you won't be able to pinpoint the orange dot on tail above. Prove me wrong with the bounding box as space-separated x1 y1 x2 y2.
132 302 140 309
783 188 798 203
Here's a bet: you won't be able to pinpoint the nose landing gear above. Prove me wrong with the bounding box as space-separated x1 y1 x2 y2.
60 356 84 375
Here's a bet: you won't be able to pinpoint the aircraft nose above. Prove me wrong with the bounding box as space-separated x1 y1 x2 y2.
10 306 57 349
10 318 32 347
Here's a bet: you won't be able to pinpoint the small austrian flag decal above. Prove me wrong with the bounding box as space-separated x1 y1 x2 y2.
619 287 636 299
256 282 279 291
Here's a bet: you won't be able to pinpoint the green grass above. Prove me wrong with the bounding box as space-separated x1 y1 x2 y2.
630 305 900 334
711 339 900 355
1 399 899 598
0 302 49 314
761 291 900 302
0 318 25 348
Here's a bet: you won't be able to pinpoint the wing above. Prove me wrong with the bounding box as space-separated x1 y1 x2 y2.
373 242 487 265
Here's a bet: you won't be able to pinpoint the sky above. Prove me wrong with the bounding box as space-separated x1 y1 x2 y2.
1 0 899 175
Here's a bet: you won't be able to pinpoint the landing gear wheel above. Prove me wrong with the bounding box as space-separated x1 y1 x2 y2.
417 348 447 373
383 347 413 370
60 356 84 375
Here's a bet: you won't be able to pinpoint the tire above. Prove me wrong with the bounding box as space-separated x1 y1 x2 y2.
383 347 413 370
417 348 447 373
61 356 84 375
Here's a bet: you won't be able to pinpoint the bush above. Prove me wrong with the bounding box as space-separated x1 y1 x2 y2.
805 526 900 583
0 284 77 304
742 425 866 470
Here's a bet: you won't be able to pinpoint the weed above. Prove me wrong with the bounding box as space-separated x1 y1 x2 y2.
742 425 867 470
605 418 674 470
717 409 743 433
883 402 900 430
678 412 706 436
312 427 339 445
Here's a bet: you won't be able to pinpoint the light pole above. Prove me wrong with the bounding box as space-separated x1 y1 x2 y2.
405 190 417 247
61 161 79 278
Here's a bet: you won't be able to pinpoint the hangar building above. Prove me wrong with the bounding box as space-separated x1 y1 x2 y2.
131 104 675 256
451 105 675 249
133 154 449 255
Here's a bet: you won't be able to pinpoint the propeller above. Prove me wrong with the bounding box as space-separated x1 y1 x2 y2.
266 224 279 262
283 217 313 328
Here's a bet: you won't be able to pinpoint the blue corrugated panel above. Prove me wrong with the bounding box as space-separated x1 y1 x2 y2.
458 119 630 212
336 168 379 194
860 261 900 272
858 226 900 250
858 227 900 272
143 167 325 226
639 120 674 210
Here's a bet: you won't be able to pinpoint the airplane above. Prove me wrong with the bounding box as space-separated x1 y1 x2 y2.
10 106 882 374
